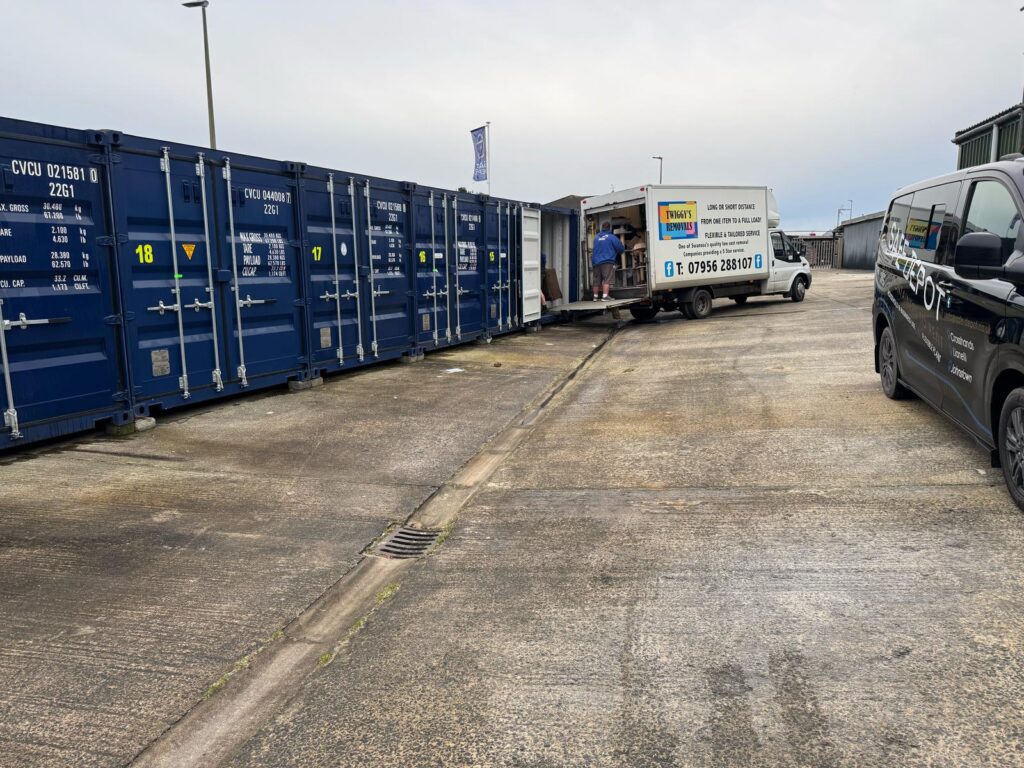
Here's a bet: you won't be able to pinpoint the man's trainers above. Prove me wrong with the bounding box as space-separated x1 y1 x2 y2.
592 295 600 302
601 294 612 301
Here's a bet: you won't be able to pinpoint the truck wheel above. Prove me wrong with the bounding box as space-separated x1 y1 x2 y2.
732 295 748 305
628 304 659 322
998 388 1024 512
878 326 908 400
691 288 713 319
791 278 807 303
680 303 696 319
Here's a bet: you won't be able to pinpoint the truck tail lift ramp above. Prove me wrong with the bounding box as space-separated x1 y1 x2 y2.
558 297 641 313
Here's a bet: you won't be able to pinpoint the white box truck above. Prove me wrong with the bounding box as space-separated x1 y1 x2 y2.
575 185 812 321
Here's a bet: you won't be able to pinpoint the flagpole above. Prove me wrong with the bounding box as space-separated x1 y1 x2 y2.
486 121 491 197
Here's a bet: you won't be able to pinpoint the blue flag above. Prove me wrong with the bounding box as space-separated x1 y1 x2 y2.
471 125 488 182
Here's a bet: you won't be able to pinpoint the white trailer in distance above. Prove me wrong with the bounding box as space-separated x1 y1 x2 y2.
569 185 812 321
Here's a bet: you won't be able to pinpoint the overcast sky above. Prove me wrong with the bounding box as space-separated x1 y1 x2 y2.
5 1 1023 230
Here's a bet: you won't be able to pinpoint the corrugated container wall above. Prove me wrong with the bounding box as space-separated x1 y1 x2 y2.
840 214 885 270
0 115 577 450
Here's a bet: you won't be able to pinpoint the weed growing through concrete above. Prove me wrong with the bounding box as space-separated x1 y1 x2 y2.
376 582 400 604
315 585 400 671
202 627 287 699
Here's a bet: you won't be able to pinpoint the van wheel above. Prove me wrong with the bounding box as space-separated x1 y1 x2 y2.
691 289 713 319
732 295 748 305
791 278 807 302
878 326 908 400
998 389 1024 512
628 304 659 322
680 303 696 319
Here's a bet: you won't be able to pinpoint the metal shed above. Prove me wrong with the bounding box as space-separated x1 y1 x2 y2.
953 103 1024 169
837 211 884 270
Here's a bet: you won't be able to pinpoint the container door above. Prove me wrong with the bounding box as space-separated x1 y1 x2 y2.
484 201 504 333
521 206 542 324
0 139 125 442
304 173 365 371
450 195 484 339
413 190 450 347
360 180 414 357
117 149 227 405
219 159 306 386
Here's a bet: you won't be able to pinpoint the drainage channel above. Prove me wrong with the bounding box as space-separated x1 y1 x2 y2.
130 322 622 768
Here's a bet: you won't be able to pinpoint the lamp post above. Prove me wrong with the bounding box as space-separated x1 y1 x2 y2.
652 156 663 184
183 0 217 150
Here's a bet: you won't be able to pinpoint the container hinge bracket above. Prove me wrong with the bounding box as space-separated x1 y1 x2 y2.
97 234 129 247
88 153 106 165
212 369 224 391
237 364 248 388
355 344 365 361
292 298 307 307
104 314 123 326
178 374 190 399
112 390 130 403
3 408 21 440
289 239 302 249
159 156 170 173
371 340 379 356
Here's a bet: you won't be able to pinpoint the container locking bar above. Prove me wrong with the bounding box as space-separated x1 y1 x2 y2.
496 200 504 330
451 195 463 339
196 153 223 390
147 299 181 316
507 203 514 328
347 179 365 361
428 192 439 343
223 158 248 387
363 181 379 357
326 173 344 363
440 194 452 342
0 299 20 438
161 148 191 399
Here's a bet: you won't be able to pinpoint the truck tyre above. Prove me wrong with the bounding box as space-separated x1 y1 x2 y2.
732 295 748 305
998 388 1024 512
691 288 713 319
791 278 807 303
878 326 908 400
629 304 659 322
680 303 696 319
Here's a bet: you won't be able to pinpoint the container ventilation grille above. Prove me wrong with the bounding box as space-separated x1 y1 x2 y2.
375 526 441 559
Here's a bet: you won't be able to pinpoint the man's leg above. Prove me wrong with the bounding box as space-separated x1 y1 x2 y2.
592 267 600 300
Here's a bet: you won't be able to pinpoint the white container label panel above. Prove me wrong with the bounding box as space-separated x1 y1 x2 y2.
648 187 770 290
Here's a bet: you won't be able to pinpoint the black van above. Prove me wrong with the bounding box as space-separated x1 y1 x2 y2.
873 157 1024 509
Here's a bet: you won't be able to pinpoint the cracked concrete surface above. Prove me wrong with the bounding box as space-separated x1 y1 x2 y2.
225 272 1024 768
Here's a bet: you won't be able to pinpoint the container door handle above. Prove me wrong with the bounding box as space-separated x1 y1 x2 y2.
0 299 21 439
237 294 276 309
2 313 72 330
147 300 181 316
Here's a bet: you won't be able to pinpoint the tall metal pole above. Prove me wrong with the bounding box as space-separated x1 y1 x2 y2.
200 4 217 149
486 121 492 197
652 156 663 184
184 1 217 149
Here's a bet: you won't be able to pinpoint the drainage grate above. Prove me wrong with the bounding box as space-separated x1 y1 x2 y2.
374 526 441 559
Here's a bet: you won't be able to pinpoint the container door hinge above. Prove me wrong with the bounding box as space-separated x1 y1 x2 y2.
292 298 309 307
97 234 129 247
289 239 302 249
103 314 123 326
112 390 130 403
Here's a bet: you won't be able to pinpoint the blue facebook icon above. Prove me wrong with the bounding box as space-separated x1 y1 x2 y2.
664 261 675 278
754 253 763 269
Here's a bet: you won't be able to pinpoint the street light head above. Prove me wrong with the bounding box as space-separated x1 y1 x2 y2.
183 1 209 7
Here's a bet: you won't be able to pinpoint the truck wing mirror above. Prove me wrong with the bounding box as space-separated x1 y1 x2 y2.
953 232 1004 281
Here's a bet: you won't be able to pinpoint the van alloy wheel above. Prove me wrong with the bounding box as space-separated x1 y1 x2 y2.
878 326 907 399
1006 409 1024 492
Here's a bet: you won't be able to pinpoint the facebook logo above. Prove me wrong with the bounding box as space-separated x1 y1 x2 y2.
754 253 763 270
664 261 675 278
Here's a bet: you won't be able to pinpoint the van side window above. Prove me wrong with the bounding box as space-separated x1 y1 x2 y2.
905 183 960 264
771 231 784 260
964 180 1023 262
882 194 913 256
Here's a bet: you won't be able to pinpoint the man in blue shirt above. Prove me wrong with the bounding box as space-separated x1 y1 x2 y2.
592 222 623 301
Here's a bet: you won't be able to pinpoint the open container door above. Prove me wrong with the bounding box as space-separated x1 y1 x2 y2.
520 206 542 324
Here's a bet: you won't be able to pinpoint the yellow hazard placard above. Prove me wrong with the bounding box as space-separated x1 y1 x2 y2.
182 243 197 260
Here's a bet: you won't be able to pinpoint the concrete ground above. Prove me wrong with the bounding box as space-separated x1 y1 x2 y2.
5 269 1024 768
0 321 613 767
226 271 1024 768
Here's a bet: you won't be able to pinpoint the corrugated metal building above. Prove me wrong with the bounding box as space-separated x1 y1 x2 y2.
836 212 885 270
953 103 1023 169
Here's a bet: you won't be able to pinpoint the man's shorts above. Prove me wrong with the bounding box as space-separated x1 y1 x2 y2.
592 262 615 286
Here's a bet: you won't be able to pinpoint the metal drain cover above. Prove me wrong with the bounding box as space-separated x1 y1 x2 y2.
375 526 441 559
